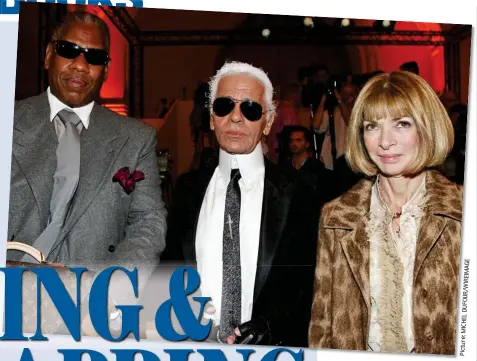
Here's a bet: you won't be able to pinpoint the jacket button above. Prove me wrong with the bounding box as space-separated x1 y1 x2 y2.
427 334 434 341
108 245 115 253
422 289 428 297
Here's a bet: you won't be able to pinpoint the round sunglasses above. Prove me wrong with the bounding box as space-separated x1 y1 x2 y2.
212 97 268 122
53 40 110 66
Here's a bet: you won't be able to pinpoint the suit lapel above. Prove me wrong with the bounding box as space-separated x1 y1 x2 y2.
253 160 293 301
189 160 292 299
186 171 213 262
338 215 371 308
413 170 462 283
50 104 129 252
413 214 446 284
325 178 374 309
12 93 57 227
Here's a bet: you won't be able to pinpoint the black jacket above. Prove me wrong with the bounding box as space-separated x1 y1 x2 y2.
163 158 323 347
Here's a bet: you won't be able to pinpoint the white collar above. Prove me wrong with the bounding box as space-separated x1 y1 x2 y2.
47 86 94 129
218 142 265 188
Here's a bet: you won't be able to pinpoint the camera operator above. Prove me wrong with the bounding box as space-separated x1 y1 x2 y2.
301 64 330 111
311 77 361 196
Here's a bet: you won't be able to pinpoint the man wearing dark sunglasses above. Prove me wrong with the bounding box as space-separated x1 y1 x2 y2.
164 61 319 347
8 11 166 332
45 16 110 109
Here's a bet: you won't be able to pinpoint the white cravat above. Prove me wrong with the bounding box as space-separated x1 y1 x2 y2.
196 143 265 326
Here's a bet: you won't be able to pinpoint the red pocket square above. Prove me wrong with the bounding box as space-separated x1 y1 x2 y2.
113 167 145 194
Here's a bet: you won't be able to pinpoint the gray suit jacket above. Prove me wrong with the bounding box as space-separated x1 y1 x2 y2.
8 92 167 274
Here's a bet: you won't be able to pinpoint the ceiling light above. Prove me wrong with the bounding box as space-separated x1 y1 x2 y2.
341 18 351 27
304 17 314 28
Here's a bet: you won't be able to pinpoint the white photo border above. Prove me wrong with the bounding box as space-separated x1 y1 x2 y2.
0 1 475 361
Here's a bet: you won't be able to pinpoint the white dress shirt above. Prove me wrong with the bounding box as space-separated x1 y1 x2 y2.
47 86 94 138
196 142 265 326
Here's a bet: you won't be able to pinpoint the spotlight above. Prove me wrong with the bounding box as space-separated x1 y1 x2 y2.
334 18 354 29
373 20 396 31
303 17 314 28
341 18 351 27
262 28 271 38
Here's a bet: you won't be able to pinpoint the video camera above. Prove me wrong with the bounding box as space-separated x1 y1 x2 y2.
314 76 341 111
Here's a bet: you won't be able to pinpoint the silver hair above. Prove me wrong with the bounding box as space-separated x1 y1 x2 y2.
208 61 276 121
51 11 110 52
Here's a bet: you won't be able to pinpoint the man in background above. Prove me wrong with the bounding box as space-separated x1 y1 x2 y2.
286 125 335 204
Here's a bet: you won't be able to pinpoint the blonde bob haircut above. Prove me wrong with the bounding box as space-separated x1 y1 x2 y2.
346 71 454 176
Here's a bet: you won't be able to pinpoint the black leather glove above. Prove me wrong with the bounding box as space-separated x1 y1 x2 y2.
234 317 272 345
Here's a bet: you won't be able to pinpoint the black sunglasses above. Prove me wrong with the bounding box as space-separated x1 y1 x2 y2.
212 97 268 122
53 40 110 66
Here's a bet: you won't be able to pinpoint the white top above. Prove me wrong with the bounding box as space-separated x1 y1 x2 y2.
367 175 427 353
195 143 265 326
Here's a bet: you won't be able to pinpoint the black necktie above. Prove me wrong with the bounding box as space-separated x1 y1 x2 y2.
218 168 242 342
